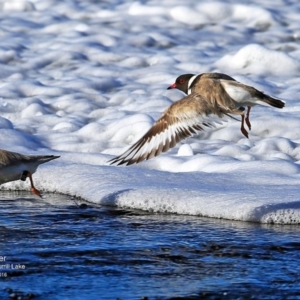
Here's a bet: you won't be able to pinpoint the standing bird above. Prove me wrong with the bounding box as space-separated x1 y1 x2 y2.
0 149 60 197
167 73 285 138
109 93 234 166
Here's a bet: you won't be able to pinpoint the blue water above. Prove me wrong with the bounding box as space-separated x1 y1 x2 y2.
0 191 299 300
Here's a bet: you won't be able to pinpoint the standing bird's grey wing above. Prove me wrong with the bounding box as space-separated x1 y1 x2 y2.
0 149 60 197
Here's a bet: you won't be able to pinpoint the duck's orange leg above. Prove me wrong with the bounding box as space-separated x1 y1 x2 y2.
245 106 251 130
241 114 249 138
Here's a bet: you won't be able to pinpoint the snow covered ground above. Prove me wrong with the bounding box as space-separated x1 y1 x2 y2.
1 0 300 223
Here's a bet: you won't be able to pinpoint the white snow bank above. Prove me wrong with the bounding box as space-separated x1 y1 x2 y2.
0 0 300 224
216 44 300 76
3 160 300 224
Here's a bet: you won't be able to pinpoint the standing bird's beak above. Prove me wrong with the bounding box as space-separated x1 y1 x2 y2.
167 83 177 90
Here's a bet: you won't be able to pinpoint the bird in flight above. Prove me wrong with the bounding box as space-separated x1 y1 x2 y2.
109 72 285 166
167 73 285 138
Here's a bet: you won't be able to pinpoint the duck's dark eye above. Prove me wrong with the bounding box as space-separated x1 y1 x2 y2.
179 79 185 84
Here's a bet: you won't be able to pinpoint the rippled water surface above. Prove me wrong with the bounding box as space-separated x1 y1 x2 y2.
0 191 299 300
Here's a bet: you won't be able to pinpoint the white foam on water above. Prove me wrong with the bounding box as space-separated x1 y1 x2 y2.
0 0 300 224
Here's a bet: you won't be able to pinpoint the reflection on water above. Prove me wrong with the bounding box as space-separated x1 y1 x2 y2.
0 191 299 300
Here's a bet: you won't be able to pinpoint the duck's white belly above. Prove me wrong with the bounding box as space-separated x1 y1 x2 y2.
220 81 264 107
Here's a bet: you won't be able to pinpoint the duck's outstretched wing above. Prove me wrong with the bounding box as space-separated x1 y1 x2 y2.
108 94 227 166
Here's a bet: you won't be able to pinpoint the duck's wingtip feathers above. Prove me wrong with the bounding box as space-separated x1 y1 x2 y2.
107 156 127 166
108 157 136 166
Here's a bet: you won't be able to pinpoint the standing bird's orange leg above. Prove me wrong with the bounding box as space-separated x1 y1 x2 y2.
245 106 251 130
27 172 42 197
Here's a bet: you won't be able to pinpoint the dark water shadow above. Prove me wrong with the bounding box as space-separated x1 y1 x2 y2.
0 191 299 300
